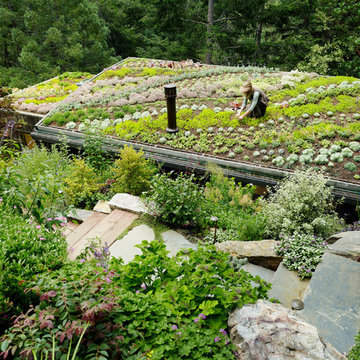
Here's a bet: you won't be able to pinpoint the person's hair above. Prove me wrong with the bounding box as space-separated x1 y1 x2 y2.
240 80 253 96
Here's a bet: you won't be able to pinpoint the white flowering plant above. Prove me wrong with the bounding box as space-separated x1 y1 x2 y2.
261 169 344 239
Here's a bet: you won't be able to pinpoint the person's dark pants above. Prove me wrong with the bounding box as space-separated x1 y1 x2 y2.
250 103 267 118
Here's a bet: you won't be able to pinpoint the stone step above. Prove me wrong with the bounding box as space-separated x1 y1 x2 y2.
109 193 148 214
109 224 155 264
68 209 138 260
161 230 197 257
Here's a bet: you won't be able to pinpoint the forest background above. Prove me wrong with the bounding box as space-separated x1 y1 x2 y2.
0 0 359 89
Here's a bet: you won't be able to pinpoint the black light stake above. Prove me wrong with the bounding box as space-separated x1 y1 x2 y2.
210 216 219 244
164 84 178 133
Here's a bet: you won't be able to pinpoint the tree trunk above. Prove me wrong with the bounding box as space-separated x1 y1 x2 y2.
256 22 263 47
205 0 214 64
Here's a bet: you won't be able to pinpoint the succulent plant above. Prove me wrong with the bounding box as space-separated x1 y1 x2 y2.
78 123 86 131
344 162 357 172
341 147 354 158
228 151 235 158
330 152 344 162
314 155 328 164
349 141 360 152
299 154 313 164
329 144 341 154
286 154 298 165
272 156 285 167
66 121 76 130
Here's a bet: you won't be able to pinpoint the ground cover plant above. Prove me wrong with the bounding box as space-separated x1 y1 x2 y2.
9 72 93 114
0 241 270 359
38 57 360 183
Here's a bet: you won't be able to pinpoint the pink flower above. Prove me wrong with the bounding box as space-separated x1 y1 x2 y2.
36 225 41 229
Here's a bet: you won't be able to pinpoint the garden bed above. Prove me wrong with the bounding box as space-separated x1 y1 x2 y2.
10 71 93 115
32 57 360 200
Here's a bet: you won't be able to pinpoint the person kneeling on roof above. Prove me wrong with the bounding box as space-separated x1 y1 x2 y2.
236 80 269 120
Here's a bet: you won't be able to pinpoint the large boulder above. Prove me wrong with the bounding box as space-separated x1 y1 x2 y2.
228 300 346 360
215 240 281 270
300 233 360 354
268 263 310 308
326 231 360 260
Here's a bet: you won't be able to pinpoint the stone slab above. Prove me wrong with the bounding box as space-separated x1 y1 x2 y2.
241 263 274 284
68 209 94 222
109 224 155 264
109 193 147 214
215 240 281 270
268 263 310 308
300 251 360 354
327 231 360 260
93 200 112 214
161 230 197 257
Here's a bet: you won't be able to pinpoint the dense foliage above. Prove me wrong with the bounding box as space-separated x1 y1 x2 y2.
0 241 270 359
1 0 359 88
0 201 67 332
275 233 328 279
261 169 344 239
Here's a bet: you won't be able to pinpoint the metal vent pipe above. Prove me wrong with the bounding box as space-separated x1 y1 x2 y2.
164 84 178 133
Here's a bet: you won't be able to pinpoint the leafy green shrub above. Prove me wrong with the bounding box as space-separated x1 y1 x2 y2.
348 330 360 360
144 171 208 228
110 145 156 195
1 241 270 359
275 233 328 279
0 202 67 333
261 169 343 239
204 164 265 241
83 133 112 176
63 158 101 208
0 145 71 223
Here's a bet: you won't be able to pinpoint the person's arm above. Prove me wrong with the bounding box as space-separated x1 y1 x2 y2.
238 91 259 120
237 96 247 117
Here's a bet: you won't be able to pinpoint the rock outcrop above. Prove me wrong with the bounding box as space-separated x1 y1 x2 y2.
228 300 346 360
